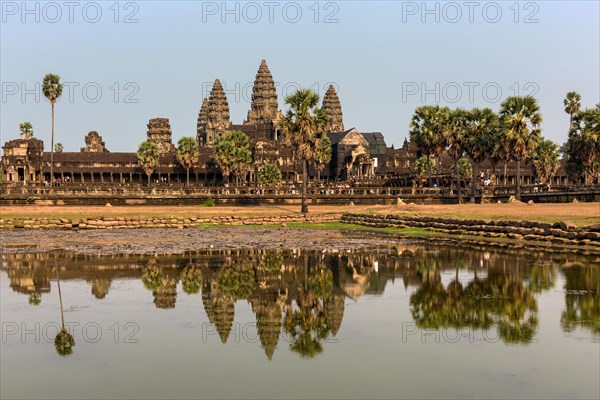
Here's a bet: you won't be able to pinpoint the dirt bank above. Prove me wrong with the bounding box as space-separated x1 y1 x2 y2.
1 203 598 226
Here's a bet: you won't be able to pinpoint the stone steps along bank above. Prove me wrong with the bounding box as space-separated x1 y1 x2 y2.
340 214 600 252
1 213 599 252
0 214 341 230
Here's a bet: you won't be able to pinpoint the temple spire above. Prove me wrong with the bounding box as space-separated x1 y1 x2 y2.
196 98 209 146
322 85 344 132
146 118 175 153
245 59 279 126
202 79 231 147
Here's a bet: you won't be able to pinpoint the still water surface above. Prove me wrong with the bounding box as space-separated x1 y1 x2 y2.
1 243 599 399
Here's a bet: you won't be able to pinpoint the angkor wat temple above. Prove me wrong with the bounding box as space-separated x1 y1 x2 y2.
1 60 569 186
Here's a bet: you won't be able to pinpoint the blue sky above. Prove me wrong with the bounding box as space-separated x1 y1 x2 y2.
1 1 598 152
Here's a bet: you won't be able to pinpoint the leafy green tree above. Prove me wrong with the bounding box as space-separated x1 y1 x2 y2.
214 130 252 185
410 268 539 344
136 141 160 186
409 105 447 187
181 265 202 295
258 163 282 186
313 133 332 181
560 265 599 335
218 264 255 300
464 108 499 202
141 262 163 292
176 136 199 186
279 89 328 213
564 91 582 130
450 157 472 183
54 143 63 153
19 122 34 139
42 73 63 182
413 156 436 182
308 268 333 298
499 96 543 199
527 138 560 185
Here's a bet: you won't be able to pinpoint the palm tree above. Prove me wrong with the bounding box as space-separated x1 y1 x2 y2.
499 96 543 199
527 138 560 187
279 89 328 213
444 108 467 203
464 108 499 203
564 106 600 185
214 130 252 186
42 73 63 183
409 105 445 187
19 122 34 139
432 107 451 187
564 92 581 131
54 266 75 356
136 141 160 186
176 136 199 186
54 143 63 153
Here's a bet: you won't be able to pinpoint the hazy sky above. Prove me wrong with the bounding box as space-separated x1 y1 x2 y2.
1 1 598 152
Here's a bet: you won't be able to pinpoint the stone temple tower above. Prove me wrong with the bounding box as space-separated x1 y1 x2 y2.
200 79 231 147
146 118 175 153
244 59 280 126
197 98 209 147
322 85 344 132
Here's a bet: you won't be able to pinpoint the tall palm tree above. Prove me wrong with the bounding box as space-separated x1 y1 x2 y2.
527 138 560 187
564 92 581 131
499 96 543 199
443 108 467 203
409 105 445 187
432 107 451 187
464 108 499 203
42 73 63 184
176 136 199 186
279 89 328 213
136 141 160 186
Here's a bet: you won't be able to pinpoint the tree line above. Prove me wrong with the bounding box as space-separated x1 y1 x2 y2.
409 93 599 202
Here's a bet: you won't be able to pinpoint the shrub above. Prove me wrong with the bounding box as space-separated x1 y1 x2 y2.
201 198 215 207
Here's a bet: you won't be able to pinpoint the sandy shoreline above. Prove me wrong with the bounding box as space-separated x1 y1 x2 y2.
1 203 599 226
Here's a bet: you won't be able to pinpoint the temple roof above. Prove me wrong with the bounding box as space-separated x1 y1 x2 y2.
361 132 386 146
326 128 355 145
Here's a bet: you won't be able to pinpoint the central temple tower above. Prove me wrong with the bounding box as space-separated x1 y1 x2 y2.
244 59 280 127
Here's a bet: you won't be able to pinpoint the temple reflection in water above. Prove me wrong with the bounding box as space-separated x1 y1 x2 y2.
2 245 599 359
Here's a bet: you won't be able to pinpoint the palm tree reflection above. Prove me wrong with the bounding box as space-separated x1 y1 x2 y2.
54 266 75 356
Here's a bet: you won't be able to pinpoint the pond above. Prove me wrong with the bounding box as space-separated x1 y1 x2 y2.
1 243 599 399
